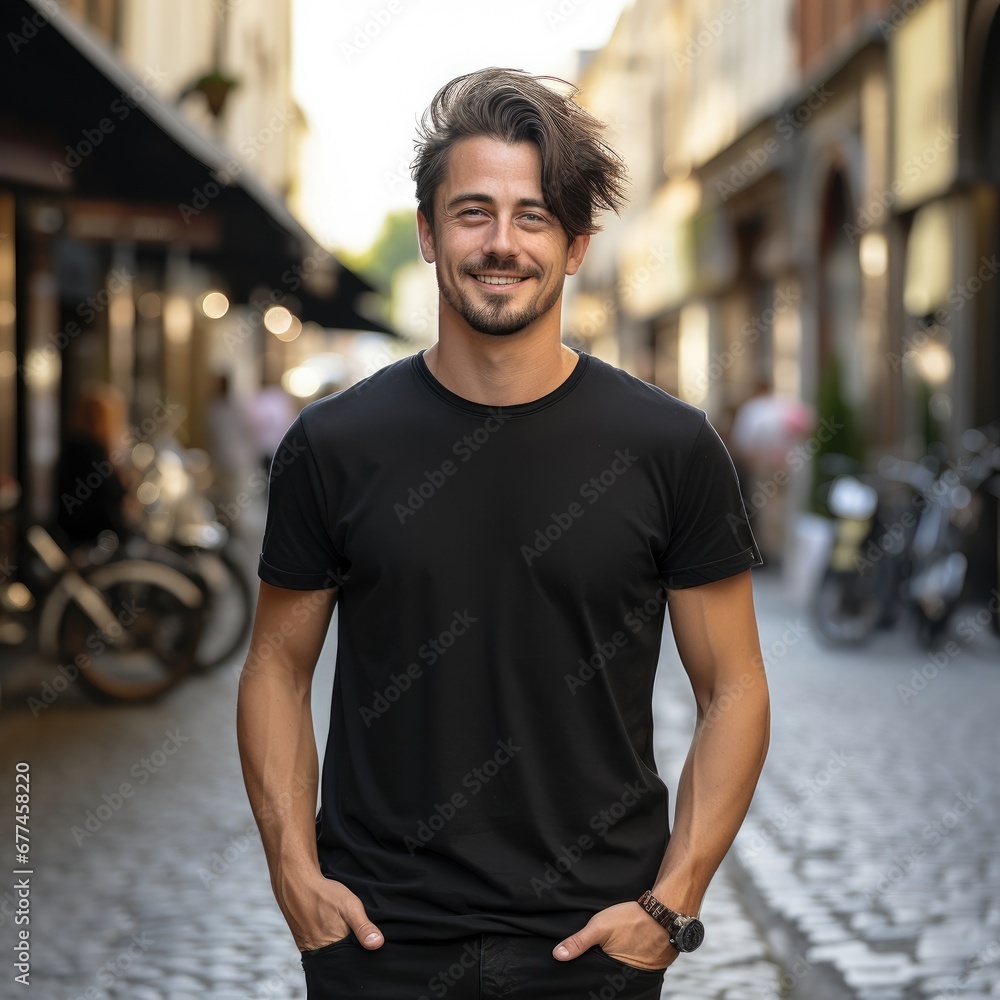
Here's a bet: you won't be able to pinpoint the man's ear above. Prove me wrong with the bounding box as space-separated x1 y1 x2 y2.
416 210 436 264
565 233 590 276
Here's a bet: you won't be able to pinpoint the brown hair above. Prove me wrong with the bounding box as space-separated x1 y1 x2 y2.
411 67 629 241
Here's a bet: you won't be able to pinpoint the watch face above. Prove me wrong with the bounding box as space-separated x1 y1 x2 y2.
676 918 705 952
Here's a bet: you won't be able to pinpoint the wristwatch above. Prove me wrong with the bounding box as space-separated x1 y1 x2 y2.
636 890 705 953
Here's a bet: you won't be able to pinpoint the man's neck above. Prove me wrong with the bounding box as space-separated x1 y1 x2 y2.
423 328 579 408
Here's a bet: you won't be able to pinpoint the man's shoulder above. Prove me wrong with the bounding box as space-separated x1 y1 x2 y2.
297 355 414 431
584 353 707 435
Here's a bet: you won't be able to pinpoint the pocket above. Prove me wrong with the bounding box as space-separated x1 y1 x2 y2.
300 930 357 959
591 945 667 976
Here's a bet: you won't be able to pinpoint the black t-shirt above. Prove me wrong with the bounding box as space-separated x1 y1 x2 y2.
257 348 761 943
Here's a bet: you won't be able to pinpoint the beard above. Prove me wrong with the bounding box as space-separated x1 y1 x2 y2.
438 257 560 337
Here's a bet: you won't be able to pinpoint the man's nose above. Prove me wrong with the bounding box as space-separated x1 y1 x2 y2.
481 218 520 260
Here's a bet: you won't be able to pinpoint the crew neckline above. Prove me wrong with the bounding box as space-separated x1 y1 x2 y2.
411 348 590 417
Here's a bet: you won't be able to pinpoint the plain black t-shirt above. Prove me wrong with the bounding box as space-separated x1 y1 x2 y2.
257 348 762 943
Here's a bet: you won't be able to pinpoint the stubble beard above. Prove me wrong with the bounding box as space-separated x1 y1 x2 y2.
438 263 561 337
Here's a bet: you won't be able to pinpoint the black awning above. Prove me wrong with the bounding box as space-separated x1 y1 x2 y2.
2 0 398 336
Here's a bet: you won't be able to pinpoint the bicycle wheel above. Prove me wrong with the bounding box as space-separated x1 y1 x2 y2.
56 560 205 702
812 567 883 646
187 547 254 671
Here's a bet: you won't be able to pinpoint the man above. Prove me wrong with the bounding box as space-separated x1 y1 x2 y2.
237 68 770 999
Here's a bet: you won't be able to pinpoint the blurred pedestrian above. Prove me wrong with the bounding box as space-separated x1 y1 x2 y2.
205 373 258 507
238 68 769 999
730 381 816 564
56 381 140 546
247 374 296 471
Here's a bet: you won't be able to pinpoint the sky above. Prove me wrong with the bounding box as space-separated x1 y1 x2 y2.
291 0 633 254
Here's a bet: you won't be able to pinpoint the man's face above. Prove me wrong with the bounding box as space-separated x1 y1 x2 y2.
417 136 589 337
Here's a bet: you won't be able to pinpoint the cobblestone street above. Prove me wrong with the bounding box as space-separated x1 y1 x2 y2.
726 572 1000 1000
1 558 997 999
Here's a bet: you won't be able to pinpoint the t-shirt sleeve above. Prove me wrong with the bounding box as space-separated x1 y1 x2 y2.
656 414 763 588
257 413 345 591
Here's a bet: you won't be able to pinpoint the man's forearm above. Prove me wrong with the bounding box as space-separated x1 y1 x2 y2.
236 665 323 889
651 675 770 914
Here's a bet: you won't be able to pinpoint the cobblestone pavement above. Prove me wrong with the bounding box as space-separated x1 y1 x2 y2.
4 559 996 999
723 570 1000 1000
0 531 787 1000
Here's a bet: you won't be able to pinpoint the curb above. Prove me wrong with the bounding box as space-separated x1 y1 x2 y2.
725 855 853 1000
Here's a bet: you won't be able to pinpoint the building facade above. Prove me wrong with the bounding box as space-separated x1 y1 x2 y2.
1 0 385 539
569 0 999 572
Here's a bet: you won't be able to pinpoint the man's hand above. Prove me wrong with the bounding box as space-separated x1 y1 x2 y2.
277 867 384 952
552 901 676 971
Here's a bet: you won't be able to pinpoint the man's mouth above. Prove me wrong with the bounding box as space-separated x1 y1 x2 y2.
470 274 530 286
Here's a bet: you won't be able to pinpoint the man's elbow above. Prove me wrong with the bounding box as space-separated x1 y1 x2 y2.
237 644 313 700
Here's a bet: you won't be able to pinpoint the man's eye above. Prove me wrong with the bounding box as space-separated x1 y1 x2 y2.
522 213 546 223
461 208 486 217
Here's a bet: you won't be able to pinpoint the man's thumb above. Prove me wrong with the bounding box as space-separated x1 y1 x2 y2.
348 907 384 949
553 925 597 961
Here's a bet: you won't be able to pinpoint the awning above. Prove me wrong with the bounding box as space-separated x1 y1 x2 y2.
2 0 397 336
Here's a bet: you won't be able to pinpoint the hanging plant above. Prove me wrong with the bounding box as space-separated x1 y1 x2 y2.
180 70 240 117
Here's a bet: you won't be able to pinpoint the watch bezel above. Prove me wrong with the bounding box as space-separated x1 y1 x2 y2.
669 914 705 952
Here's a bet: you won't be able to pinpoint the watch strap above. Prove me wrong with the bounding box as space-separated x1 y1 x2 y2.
637 889 676 927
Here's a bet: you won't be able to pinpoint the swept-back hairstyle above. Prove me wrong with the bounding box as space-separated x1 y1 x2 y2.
411 67 629 241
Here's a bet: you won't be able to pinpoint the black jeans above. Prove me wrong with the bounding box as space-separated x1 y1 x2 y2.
301 930 666 999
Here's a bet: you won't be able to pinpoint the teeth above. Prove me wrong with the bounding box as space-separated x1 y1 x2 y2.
473 275 525 285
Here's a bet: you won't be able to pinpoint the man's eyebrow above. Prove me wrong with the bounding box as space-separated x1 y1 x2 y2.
445 193 550 212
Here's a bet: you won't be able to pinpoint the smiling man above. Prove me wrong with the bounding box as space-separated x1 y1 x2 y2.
237 68 770 1000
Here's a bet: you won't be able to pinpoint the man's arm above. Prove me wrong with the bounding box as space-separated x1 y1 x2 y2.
554 569 769 969
236 581 384 952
